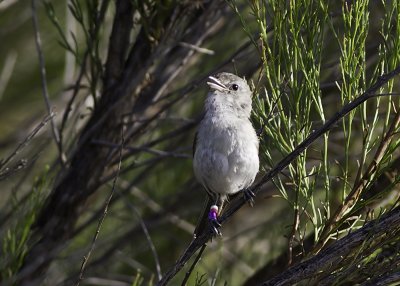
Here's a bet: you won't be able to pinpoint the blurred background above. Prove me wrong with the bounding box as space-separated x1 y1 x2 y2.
1 1 400 285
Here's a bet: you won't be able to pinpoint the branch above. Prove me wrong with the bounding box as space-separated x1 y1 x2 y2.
117 188 163 281
261 206 400 286
181 244 207 285
75 127 124 286
31 0 63 161
157 66 400 285
360 271 400 286
103 0 131 91
0 113 55 172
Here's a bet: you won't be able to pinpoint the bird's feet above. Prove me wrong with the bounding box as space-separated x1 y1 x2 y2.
208 205 222 236
243 188 256 207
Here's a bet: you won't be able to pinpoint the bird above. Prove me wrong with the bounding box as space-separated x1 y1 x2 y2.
193 72 259 236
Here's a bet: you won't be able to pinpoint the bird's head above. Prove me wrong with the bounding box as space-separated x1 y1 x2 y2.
205 72 253 118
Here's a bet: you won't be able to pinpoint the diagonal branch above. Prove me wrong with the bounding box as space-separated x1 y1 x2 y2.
0 113 55 173
157 66 400 285
261 206 400 286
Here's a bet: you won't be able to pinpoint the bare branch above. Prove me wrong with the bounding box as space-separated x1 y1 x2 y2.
0 159 28 181
0 113 55 173
181 244 207 285
179 42 215 55
31 0 63 161
261 206 400 286
360 271 400 286
92 139 190 159
75 126 124 286
117 189 162 281
103 0 131 91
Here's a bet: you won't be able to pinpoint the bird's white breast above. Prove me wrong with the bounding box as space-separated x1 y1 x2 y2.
193 113 259 196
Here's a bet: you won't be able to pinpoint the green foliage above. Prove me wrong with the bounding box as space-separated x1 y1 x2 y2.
44 1 79 58
0 167 49 281
131 271 144 286
246 0 332 244
234 0 400 278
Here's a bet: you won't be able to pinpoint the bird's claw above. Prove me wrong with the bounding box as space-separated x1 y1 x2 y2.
208 218 222 236
243 188 255 207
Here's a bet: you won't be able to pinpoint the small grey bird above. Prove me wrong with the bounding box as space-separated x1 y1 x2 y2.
193 72 259 235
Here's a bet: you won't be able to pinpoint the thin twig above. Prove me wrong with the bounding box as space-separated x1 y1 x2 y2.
60 50 89 137
181 244 207 286
359 271 400 286
117 188 162 281
179 42 215 55
156 66 400 286
0 113 55 170
75 126 125 286
31 0 63 161
157 232 210 286
155 40 253 104
287 207 300 266
71 165 158 238
59 0 110 153
92 139 190 159
98 150 188 186
111 116 199 165
76 37 252 154
0 159 28 181
66 185 197 285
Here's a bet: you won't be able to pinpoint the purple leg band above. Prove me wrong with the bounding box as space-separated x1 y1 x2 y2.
208 209 218 221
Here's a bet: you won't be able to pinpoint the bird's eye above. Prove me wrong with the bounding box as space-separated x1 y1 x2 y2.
231 84 239 91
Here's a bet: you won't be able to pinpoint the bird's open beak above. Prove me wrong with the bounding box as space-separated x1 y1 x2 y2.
207 76 229 92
